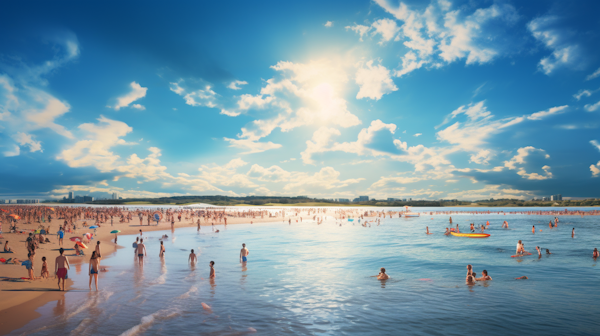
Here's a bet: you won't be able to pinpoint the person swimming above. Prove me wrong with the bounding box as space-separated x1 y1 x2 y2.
515 276 528 280
376 267 389 280
593 248 599 259
546 249 552 254
466 272 476 284
476 270 492 281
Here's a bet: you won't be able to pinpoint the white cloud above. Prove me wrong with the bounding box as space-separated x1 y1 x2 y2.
301 127 341 164
574 89 592 100
586 67 600 81
528 15 583 75
13 132 42 153
365 0 518 77
22 90 74 138
504 146 553 180
355 60 398 100
469 149 493 165
445 185 535 201
371 18 400 44
527 105 568 120
3 144 20 157
591 162 600 177
247 164 291 182
57 116 134 172
113 82 147 110
413 133 422 137
371 175 425 187
282 167 364 192
227 80 248 90
591 140 600 152
117 147 172 182
324 21 333 28
584 100 600 112
220 109 241 117
223 138 282 154
345 24 371 41
171 83 218 108
131 104 146 110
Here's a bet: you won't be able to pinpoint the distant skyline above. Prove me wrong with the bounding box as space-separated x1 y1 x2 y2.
1 0 600 201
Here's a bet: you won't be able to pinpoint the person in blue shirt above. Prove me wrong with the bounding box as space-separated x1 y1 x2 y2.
57 227 64 247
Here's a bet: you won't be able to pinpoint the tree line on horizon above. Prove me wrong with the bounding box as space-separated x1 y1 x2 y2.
40 195 600 207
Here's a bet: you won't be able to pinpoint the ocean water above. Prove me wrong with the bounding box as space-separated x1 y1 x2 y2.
11 207 600 336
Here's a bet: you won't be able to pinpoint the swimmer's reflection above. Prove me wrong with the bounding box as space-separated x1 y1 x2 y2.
240 262 248 286
53 297 65 316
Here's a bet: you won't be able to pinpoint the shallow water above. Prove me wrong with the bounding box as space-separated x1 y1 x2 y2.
11 207 600 336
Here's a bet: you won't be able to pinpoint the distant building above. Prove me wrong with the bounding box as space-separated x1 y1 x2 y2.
358 196 369 202
112 192 118 200
387 198 401 201
68 191 74 200
542 197 549 201
296 196 308 199
338 198 350 203
83 196 94 202
551 194 562 201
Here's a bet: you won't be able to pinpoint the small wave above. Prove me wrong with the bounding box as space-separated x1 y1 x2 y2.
64 290 114 321
119 308 180 336
69 318 93 335
177 285 198 299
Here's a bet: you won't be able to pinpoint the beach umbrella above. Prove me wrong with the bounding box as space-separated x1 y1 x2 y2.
0 209 8 212
89 225 99 229
110 230 121 234
9 214 21 220
70 237 82 242
84 233 93 239
21 260 32 267
40 230 46 234
76 242 88 249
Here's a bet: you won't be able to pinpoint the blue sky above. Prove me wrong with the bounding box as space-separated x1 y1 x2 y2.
1 0 600 201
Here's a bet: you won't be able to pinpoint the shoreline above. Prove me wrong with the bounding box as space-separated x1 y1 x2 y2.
0 213 299 335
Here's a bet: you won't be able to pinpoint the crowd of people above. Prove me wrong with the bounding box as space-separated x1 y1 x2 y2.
1 205 599 290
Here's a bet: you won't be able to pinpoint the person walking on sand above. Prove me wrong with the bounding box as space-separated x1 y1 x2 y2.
55 248 70 291
89 251 100 291
189 249 197 264
240 243 249 263
41 256 49 279
136 239 147 265
57 227 64 247
159 241 165 258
